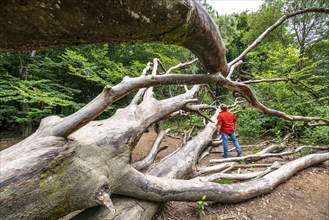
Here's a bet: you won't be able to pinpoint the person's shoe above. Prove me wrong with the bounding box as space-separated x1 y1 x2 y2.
223 155 229 158
237 153 243 157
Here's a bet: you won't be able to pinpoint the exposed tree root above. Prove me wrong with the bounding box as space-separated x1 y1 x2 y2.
133 129 169 171
116 153 329 203
210 146 329 163
1 5 329 219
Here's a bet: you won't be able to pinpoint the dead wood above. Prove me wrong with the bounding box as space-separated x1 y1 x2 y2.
210 146 329 163
0 2 329 220
0 0 228 75
132 129 169 171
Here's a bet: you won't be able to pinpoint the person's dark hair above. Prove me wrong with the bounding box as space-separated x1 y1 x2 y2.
220 104 227 111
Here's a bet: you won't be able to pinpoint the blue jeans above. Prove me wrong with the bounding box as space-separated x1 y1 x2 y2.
221 132 242 156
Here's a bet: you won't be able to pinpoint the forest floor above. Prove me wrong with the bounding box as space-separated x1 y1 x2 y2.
1 130 328 220
132 129 329 220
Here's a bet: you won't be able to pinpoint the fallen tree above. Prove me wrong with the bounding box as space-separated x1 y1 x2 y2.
0 1 328 220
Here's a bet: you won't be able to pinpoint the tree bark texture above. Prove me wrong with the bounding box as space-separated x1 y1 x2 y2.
0 86 199 219
73 110 219 220
0 0 228 75
0 73 328 219
1 2 329 220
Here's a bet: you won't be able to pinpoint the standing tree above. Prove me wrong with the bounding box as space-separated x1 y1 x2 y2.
0 1 328 219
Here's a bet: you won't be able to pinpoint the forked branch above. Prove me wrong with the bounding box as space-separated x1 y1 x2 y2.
49 72 328 138
116 153 329 203
229 8 329 66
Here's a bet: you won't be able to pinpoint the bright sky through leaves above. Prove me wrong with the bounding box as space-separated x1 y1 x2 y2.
207 0 264 15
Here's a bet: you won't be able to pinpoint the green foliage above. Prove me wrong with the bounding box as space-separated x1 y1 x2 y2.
0 42 194 132
252 146 261 154
299 126 329 145
238 5 329 144
215 15 239 47
214 12 250 62
296 147 315 157
235 109 264 138
216 178 235 184
242 1 286 46
196 195 208 218
0 69 80 128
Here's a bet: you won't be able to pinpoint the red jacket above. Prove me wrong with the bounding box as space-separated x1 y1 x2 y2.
217 110 236 133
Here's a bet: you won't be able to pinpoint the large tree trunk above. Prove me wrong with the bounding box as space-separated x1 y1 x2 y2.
1 78 327 220
76 110 219 220
1 1 329 219
0 85 200 219
0 0 228 75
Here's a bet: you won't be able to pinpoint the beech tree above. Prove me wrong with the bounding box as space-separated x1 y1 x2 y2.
0 1 328 220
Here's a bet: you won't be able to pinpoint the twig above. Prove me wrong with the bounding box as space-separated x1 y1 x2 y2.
166 58 199 74
243 78 292 84
227 60 243 80
222 163 273 173
197 162 238 174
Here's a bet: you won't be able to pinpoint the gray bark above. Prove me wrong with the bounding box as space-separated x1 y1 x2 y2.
0 86 200 219
115 153 329 203
0 0 228 75
1 2 329 219
132 129 167 171
74 110 219 219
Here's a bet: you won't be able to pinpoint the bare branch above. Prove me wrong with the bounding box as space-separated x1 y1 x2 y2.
130 62 152 106
222 79 329 126
229 8 329 66
157 60 167 73
305 121 329 127
210 145 329 163
200 143 285 174
195 171 267 182
183 103 217 123
166 58 199 74
195 162 284 182
239 62 261 76
185 104 216 111
243 78 292 84
116 153 329 202
133 129 169 171
143 59 159 100
227 99 245 109
48 73 328 137
151 58 158 76
282 126 296 142
227 60 243 80
197 162 236 174
181 127 195 147
96 190 116 215
222 163 273 173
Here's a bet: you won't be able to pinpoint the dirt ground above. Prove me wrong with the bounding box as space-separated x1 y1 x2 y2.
132 129 329 220
0 130 23 151
1 130 328 220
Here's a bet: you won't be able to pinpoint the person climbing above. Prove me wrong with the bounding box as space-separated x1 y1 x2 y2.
217 103 242 158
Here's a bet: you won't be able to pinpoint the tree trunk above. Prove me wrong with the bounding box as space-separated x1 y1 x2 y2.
73 110 219 219
0 86 200 219
19 50 36 138
0 0 228 75
1 2 329 219
1 66 328 220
